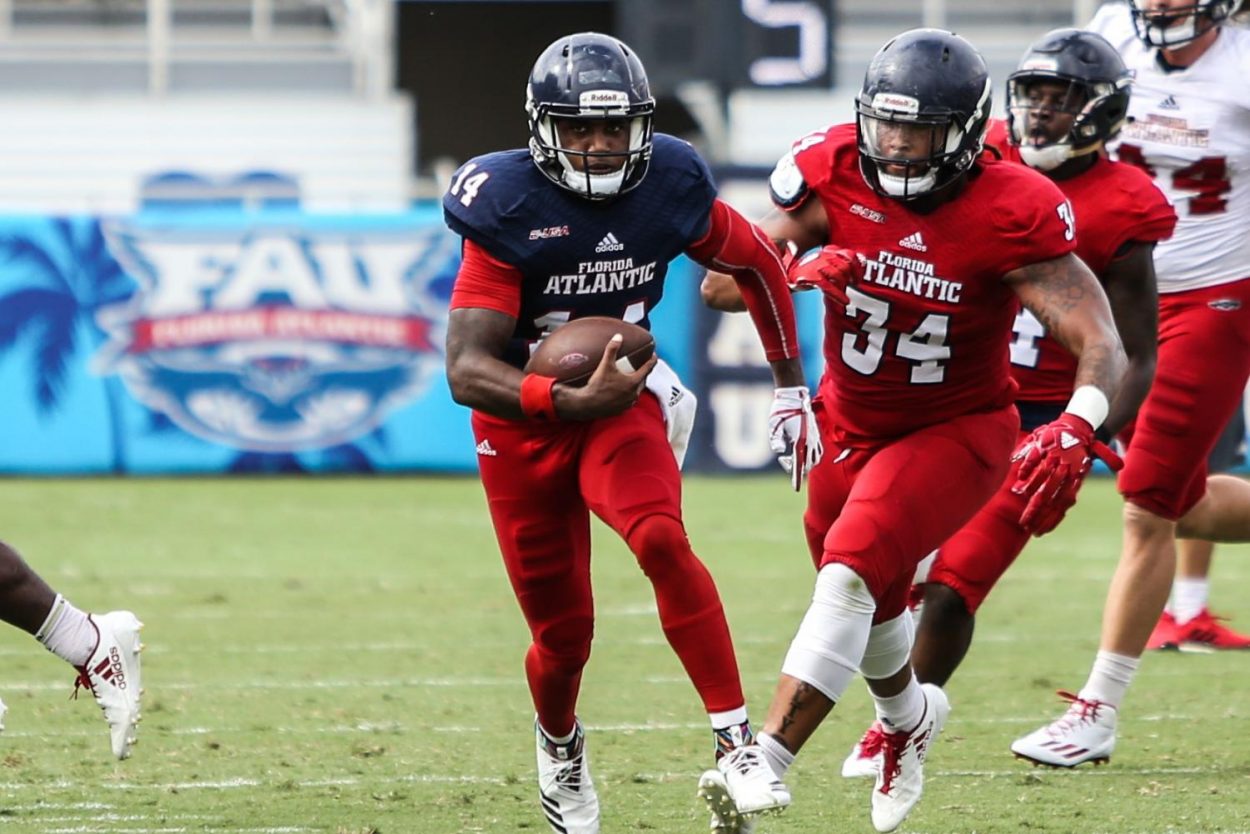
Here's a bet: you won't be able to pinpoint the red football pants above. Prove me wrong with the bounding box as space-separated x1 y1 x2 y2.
803 402 1019 623
471 394 743 737
926 429 1033 613
1118 279 1250 520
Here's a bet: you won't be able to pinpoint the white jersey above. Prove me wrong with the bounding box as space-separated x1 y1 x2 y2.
1090 2 1250 292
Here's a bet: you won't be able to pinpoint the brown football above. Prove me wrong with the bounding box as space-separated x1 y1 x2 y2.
523 316 655 385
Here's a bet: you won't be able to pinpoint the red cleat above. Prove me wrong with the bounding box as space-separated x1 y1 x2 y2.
1176 608 1250 652
1145 610 1181 650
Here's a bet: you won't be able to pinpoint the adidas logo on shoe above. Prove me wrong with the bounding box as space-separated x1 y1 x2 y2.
87 647 129 691
898 232 927 252
595 232 625 253
476 439 497 457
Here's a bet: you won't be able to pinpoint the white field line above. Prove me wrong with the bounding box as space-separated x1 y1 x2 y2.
0 712 1236 745
0 765 1234 798
0 627 1229 656
0 774 507 793
0 661 1230 695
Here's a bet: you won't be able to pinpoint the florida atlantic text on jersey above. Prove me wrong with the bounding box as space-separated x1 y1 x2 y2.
774 124 1077 440
1090 3 1250 291
443 134 716 368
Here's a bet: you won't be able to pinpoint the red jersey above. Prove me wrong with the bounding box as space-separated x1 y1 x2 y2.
985 120 1177 402
781 124 1077 441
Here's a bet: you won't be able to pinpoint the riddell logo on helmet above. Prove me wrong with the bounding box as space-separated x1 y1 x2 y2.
580 90 629 108
872 93 920 115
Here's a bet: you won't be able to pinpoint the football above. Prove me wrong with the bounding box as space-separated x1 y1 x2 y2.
524 316 655 385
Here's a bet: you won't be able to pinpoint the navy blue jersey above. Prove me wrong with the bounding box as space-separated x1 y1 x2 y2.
443 133 717 367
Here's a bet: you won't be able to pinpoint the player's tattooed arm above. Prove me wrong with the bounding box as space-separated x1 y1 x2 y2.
1006 252 1127 403
445 307 530 420
1100 242 1159 438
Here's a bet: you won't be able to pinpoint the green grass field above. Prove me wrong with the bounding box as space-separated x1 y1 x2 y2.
0 475 1248 834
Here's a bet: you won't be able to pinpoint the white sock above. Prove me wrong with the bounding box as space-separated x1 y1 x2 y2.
757 732 794 779
539 723 578 746
873 674 926 733
34 594 95 667
1079 650 1140 708
709 706 748 730
1168 577 1209 625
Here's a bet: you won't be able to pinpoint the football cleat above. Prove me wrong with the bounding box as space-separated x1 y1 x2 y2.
0 695 6 732
870 684 949 833
1176 608 1250 652
1145 610 1181 650
698 768 755 833
708 743 790 817
74 611 144 760
536 720 599 834
842 720 886 778
1010 690 1116 768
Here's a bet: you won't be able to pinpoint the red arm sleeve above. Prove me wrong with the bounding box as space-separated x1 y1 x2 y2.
449 238 524 318
686 199 799 361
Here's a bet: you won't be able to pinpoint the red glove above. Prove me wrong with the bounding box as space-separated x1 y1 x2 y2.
1010 414 1124 536
786 245 865 307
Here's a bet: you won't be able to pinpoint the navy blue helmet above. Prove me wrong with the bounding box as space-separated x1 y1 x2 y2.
1007 29 1132 171
1130 0 1243 48
526 32 655 200
855 29 992 201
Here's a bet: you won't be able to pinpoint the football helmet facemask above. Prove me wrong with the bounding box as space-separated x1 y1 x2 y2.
856 29 992 201
1006 29 1132 172
1130 0 1244 48
526 32 655 200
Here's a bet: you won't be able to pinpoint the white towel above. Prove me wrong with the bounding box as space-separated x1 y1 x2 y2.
644 358 698 470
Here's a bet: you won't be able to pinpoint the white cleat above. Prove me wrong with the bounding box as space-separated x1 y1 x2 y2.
75 611 143 760
870 683 950 833
0 695 6 732
1010 690 1116 768
698 768 755 833
842 720 886 779
535 721 599 834
710 744 790 817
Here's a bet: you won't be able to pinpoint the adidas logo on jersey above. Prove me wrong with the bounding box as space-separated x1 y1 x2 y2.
1158 95 1180 110
898 232 927 252
476 439 497 457
595 232 625 253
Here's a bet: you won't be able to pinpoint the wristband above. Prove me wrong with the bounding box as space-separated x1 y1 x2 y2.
1065 385 1109 430
519 373 558 421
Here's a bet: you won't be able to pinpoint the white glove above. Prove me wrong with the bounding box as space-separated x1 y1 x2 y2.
767 386 823 491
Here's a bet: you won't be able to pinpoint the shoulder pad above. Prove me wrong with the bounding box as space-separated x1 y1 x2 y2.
769 148 810 210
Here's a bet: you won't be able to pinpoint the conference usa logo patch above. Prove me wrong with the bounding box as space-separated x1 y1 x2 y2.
93 217 457 452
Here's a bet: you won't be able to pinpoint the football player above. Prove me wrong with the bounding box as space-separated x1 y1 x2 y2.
442 32 817 834
831 28 1176 779
1013 0 1250 766
697 29 1125 833
0 538 142 758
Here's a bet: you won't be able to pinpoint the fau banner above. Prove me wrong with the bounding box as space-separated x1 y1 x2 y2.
0 207 711 474
0 208 474 473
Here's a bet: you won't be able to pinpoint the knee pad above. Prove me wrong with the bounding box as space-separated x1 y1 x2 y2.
781 563 876 701
859 609 914 680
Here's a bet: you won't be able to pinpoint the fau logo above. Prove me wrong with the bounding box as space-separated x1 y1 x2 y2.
94 218 458 452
